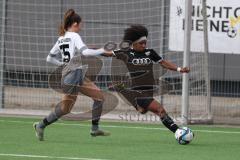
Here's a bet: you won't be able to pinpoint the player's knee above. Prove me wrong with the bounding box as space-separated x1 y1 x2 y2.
98 93 105 102
100 92 105 102
157 107 167 117
61 104 72 114
92 91 105 102
100 95 105 102
160 107 166 115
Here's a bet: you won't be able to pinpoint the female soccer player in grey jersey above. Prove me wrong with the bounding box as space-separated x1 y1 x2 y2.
108 25 190 134
34 9 112 141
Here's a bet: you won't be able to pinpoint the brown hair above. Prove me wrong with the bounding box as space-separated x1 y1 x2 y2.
58 9 82 36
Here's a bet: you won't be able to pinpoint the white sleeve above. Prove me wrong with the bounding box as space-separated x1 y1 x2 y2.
46 55 64 66
47 41 64 66
74 34 104 56
82 48 105 56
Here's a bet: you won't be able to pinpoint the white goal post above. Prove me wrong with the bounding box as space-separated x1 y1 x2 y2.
0 0 6 109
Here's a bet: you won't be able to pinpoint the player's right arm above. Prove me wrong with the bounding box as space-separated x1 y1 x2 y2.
74 34 111 57
101 50 115 57
46 41 64 66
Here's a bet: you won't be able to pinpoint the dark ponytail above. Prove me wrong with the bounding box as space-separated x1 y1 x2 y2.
58 9 82 36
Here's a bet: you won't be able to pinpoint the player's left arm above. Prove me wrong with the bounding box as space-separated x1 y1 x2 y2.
159 60 190 73
149 49 190 73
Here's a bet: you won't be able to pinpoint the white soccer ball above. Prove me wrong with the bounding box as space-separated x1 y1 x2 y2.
227 27 237 38
175 127 194 145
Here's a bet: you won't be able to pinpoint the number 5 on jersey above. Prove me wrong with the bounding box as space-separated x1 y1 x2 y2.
60 44 70 62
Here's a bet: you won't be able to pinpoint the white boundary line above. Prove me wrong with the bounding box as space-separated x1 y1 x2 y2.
1 119 240 134
0 153 109 160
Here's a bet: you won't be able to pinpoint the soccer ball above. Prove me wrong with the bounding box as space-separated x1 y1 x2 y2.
175 127 194 145
227 27 237 38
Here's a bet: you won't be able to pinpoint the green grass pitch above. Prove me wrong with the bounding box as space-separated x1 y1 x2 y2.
0 117 240 160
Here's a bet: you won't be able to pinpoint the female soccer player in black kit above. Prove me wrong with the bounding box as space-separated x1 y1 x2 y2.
108 25 190 133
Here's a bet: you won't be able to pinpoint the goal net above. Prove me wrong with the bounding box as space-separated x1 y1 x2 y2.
0 0 212 123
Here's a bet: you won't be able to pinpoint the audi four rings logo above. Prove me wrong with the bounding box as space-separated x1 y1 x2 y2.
132 58 152 65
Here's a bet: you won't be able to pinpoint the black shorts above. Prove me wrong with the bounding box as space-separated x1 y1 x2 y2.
117 87 154 111
135 97 154 109
131 86 154 109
